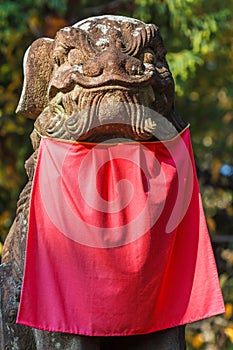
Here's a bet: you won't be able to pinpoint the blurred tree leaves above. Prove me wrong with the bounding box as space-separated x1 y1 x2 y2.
0 1 233 346
1 0 232 242
1 0 232 239
1 0 231 240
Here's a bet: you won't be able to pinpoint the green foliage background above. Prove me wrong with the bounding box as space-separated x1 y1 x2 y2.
0 0 233 348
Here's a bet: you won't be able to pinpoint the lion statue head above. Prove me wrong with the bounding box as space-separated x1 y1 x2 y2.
17 15 187 144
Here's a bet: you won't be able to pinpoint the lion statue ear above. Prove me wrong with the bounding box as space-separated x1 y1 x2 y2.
16 38 54 119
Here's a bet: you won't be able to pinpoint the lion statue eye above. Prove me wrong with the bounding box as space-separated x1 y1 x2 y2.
68 49 84 66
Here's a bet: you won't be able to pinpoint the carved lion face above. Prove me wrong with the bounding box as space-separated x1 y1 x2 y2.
17 15 186 142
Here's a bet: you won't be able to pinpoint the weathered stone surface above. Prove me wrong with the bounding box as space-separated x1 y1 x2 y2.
0 15 187 349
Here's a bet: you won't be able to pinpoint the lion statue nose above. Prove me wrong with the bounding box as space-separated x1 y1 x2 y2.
82 49 145 78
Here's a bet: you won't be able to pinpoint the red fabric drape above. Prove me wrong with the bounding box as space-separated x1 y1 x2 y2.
17 128 225 336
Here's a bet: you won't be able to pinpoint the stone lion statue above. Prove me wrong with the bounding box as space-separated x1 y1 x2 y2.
0 15 187 349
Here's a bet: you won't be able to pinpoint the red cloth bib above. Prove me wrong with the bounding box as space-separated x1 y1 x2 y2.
17 128 225 335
